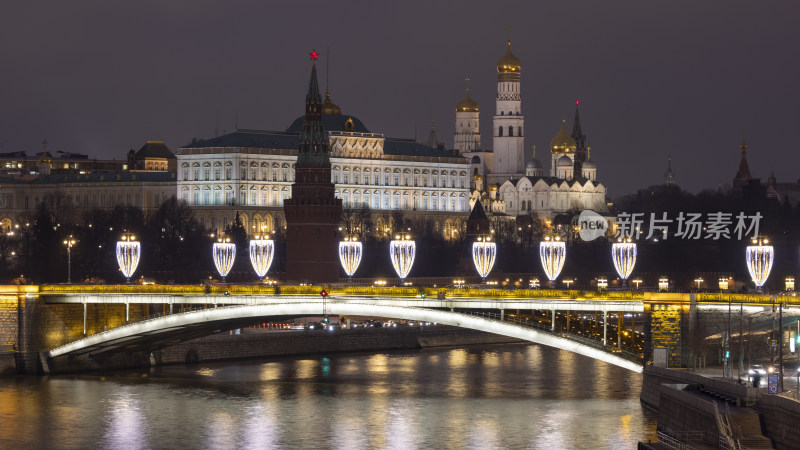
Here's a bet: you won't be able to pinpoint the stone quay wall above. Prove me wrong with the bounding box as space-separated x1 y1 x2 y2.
757 392 800 450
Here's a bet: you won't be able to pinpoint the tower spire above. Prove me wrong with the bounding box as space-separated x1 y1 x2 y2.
297 50 329 166
733 138 752 190
664 154 675 186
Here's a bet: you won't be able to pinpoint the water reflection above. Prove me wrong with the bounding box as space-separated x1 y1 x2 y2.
0 344 656 448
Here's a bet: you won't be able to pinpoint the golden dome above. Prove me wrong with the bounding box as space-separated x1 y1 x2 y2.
497 40 521 73
456 91 479 112
321 89 341 115
550 121 577 154
473 173 483 181
488 184 498 191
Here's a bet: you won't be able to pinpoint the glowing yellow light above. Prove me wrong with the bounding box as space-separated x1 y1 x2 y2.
472 236 496 280
116 234 140 282
213 239 236 279
746 237 773 288
339 235 363 277
611 240 637 281
539 237 566 282
249 236 275 279
389 237 416 281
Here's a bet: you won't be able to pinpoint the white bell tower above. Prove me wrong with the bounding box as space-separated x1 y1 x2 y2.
491 39 524 183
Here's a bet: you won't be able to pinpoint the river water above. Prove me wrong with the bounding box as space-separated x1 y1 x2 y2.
0 344 656 449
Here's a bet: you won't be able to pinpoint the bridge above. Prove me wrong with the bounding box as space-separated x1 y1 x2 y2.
3 284 800 374
46 296 645 372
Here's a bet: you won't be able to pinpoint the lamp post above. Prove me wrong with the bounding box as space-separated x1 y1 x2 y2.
611 237 637 286
472 235 497 282
539 236 566 287
249 234 275 281
116 232 141 283
212 237 236 282
389 234 415 283
339 235 363 279
63 235 76 283
746 236 774 291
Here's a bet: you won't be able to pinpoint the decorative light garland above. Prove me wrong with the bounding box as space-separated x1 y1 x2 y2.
539 236 566 283
116 233 140 283
746 236 773 288
339 235 363 277
249 235 274 279
472 236 496 280
389 234 415 282
213 237 236 280
611 238 637 281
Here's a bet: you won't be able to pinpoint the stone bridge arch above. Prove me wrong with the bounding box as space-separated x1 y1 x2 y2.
49 302 643 372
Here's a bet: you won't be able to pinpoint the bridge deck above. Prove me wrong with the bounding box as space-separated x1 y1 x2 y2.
42 294 645 312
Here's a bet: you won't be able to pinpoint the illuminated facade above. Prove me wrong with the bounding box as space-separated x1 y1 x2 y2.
456 39 607 220
177 102 470 239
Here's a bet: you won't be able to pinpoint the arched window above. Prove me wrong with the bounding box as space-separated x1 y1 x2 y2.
498 126 503 137
518 126 522 137
509 127 514 137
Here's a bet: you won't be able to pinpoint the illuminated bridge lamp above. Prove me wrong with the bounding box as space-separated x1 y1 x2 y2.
339 235 363 278
658 277 669 291
389 234 415 283
786 276 795 292
116 232 141 283
213 237 236 282
597 278 608 290
249 234 275 281
539 236 566 286
746 236 774 289
472 235 497 281
719 277 730 291
611 238 637 284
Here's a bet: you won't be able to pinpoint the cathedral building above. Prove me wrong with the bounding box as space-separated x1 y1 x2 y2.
458 39 607 220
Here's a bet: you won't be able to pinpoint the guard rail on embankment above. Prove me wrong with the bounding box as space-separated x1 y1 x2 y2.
641 365 759 408
642 365 800 449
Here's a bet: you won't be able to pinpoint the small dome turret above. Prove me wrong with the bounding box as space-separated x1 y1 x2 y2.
557 155 573 167
321 89 342 115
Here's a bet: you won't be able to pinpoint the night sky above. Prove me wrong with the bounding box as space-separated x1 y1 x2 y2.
1 1 798 197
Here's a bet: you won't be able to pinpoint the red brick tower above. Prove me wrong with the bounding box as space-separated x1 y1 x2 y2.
283 50 343 283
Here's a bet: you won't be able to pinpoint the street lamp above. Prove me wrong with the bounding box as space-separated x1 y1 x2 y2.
611 237 637 284
786 277 795 292
249 234 274 281
339 235 363 278
116 232 141 283
539 236 566 287
746 236 774 290
694 278 704 290
63 235 76 283
472 235 497 281
212 237 236 282
389 234 415 283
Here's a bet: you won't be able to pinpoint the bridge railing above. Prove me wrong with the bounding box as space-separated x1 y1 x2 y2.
458 309 644 360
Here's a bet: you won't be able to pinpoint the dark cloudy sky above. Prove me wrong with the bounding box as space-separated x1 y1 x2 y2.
1 1 798 196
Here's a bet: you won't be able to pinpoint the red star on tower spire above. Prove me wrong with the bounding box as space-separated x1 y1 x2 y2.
309 49 319 60
576 98 579 106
